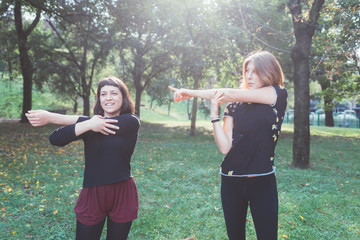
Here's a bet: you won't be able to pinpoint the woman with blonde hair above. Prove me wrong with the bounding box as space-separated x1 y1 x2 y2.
169 51 287 239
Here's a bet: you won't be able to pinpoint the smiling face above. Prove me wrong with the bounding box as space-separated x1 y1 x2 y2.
245 61 265 90
93 76 134 116
100 85 123 118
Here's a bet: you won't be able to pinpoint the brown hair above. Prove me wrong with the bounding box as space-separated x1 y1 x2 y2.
93 76 134 116
241 51 284 89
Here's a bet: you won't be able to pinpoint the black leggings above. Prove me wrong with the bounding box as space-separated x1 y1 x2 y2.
76 218 132 240
221 174 278 240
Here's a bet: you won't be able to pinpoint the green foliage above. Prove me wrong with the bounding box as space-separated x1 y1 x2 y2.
310 1 360 117
1 117 359 239
0 77 26 118
217 0 294 78
0 7 20 80
1 0 358 128
0 77 74 118
108 0 178 116
146 76 180 109
34 0 116 115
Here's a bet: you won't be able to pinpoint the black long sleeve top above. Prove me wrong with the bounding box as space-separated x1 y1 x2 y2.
221 85 288 176
49 113 140 188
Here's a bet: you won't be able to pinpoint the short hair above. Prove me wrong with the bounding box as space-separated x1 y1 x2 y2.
241 51 284 89
93 76 134 116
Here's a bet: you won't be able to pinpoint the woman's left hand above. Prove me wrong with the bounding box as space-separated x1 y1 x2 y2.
88 115 119 135
210 90 224 117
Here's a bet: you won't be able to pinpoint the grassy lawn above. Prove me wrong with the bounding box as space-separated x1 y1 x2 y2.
0 112 359 239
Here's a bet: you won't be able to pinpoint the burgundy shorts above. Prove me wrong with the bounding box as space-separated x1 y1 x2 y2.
74 178 139 225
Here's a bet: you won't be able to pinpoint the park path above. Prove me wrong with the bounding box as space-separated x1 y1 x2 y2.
0 118 21 123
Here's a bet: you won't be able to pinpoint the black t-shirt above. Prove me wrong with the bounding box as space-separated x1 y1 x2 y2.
221 85 287 176
49 113 140 187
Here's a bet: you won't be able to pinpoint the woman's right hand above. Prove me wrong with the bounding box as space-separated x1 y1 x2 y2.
87 115 119 135
168 86 192 102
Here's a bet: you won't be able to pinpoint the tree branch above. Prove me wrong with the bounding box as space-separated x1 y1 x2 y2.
239 3 291 54
287 0 301 20
310 15 342 77
309 0 325 25
46 18 81 69
24 6 42 37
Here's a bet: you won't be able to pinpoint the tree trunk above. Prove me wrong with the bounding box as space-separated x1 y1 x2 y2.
320 82 335 127
324 106 334 127
14 1 40 123
187 100 192 120
135 87 142 118
133 52 144 118
291 52 310 168
288 0 325 168
168 102 171 115
6 54 13 81
190 97 198 136
73 99 78 114
80 73 91 116
20 67 33 123
82 94 90 116
190 73 201 136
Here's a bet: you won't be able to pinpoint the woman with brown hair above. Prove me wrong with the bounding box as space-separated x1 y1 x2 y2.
27 76 140 240
170 51 287 240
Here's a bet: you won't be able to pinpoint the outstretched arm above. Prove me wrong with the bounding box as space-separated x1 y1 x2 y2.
26 110 79 127
49 115 120 146
168 86 276 105
74 115 119 136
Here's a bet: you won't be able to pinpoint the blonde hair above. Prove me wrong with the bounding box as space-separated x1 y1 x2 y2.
241 51 284 89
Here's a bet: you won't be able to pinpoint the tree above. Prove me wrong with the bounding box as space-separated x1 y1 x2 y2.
169 0 227 136
147 76 178 115
0 6 20 81
218 0 294 78
41 0 114 116
32 33 83 113
12 0 43 123
109 0 175 118
287 0 325 168
311 1 360 126
218 0 326 168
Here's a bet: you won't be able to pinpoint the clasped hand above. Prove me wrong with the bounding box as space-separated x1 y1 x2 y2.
210 90 224 116
26 110 119 136
88 116 119 135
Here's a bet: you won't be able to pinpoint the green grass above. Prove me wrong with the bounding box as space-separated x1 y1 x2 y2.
1 112 360 239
